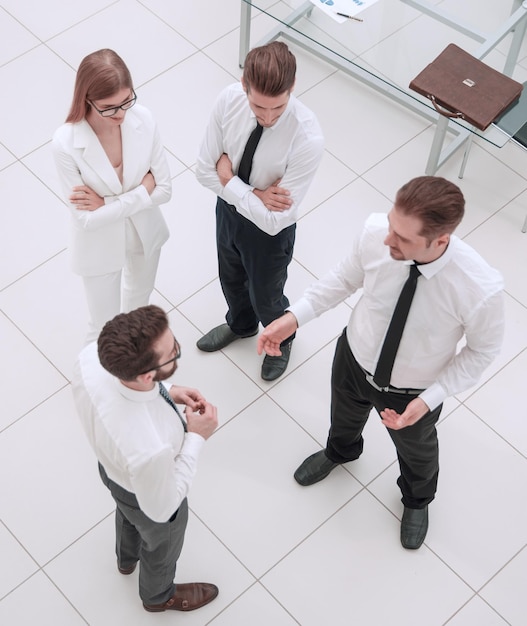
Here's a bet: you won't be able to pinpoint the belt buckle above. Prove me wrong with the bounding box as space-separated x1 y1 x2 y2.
365 374 389 392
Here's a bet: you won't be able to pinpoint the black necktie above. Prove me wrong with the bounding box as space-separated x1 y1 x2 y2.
373 263 421 389
238 122 263 184
159 383 187 432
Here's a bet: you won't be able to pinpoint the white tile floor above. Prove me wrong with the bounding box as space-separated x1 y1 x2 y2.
0 1 526 624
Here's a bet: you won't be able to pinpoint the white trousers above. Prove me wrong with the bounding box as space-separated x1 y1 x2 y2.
81 222 162 343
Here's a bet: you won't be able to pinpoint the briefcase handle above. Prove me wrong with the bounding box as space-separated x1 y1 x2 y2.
429 95 464 120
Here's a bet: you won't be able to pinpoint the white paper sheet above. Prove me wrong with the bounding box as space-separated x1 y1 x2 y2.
310 0 381 23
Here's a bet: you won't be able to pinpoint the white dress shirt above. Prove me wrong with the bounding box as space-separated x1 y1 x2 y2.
72 342 204 523
289 213 505 410
195 82 324 236
53 104 171 276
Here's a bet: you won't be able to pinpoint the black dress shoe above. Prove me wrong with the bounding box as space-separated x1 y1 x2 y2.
294 449 338 486
143 582 219 612
261 342 292 381
400 505 428 549
196 323 258 352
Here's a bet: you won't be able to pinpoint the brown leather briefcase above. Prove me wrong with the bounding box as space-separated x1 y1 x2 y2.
409 43 523 131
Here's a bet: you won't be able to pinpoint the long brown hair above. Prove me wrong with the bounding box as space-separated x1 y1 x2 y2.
65 49 133 123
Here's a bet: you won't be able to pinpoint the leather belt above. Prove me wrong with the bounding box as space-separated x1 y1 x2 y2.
364 372 424 395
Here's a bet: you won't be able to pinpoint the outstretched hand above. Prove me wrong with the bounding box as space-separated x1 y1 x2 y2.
380 397 430 430
257 312 298 356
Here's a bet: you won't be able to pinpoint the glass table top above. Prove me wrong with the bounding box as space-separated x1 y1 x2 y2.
241 0 527 148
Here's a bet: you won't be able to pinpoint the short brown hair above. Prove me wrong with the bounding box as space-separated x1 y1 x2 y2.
66 49 133 123
395 176 465 241
98 305 168 381
242 41 296 96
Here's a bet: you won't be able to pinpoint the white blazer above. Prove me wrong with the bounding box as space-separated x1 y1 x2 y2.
52 104 171 276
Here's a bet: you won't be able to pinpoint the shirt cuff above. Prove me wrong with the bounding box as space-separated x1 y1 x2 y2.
182 431 205 451
287 298 317 328
223 175 251 206
419 382 447 412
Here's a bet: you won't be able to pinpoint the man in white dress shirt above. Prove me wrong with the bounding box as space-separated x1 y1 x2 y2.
258 176 504 549
196 41 324 381
72 305 219 612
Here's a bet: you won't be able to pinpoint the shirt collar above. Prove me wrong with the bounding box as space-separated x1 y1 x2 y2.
114 377 160 402
411 236 457 280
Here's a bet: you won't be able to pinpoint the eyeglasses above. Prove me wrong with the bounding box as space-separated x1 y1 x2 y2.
137 337 181 376
88 90 137 117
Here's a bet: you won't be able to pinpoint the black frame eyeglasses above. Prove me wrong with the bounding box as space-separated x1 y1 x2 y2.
137 337 181 376
88 89 137 117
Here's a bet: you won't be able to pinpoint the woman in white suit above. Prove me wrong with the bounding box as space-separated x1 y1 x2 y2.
53 49 171 341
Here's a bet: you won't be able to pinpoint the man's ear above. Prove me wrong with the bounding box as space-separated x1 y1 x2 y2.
136 371 155 386
241 76 247 94
434 233 450 249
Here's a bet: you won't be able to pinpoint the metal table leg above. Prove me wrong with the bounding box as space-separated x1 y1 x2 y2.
239 1 252 68
425 116 450 175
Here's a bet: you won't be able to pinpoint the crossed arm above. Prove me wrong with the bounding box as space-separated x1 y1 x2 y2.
69 171 156 212
216 153 292 213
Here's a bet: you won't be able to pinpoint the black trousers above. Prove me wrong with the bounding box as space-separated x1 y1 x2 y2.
98 464 188 605
216 197 296 343
326 330 441 509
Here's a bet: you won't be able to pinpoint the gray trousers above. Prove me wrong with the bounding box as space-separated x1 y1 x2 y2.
98 463 188 605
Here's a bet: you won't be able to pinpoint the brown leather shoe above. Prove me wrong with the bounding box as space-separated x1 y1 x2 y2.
143 582 219 612
117 562 137 575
